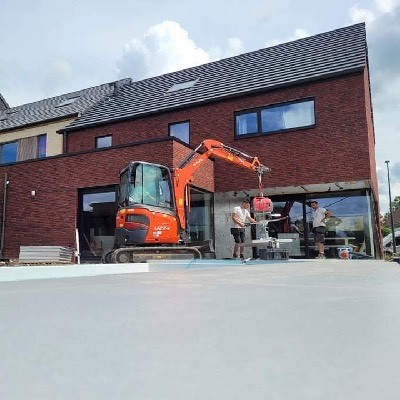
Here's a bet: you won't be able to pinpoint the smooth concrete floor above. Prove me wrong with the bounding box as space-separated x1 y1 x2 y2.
1 260 400 399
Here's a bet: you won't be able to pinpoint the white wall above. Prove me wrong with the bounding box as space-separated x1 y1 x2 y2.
214 192 253 259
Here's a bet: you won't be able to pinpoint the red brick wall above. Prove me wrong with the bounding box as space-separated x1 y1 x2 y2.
67 72 375 193
0 140 214 258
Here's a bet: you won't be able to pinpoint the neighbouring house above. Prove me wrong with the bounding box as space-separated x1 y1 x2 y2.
0 93 9 111
0 23 381 261
0 78 131 162
383 208 400 229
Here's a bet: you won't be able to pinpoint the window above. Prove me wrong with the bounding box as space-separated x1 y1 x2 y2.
38 134 47 158
168 79 198 92
56 97 80 107
1 134 47 164
0 141 18 164
235 99 315 136
169 121 189 144
96 135 112 148
236 112 258 135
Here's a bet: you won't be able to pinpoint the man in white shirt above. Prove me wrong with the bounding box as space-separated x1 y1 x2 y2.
231 199 256 259
309 200 331 259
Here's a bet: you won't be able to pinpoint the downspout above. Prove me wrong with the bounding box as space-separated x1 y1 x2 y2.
63 132 67 153
0 173 8 258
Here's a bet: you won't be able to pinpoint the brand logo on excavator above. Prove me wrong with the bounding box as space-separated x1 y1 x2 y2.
154 226 170 230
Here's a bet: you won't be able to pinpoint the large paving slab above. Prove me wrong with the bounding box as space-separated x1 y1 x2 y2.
1 260 399 399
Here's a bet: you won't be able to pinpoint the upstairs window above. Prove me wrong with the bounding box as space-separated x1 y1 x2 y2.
169 121 190 144
0 134 47 164
38 134 47 158
0 141 18 164
235 98 315 137
96 135 112 148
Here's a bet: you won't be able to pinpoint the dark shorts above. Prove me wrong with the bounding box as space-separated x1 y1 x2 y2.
230 227 246 243
313 226 326 244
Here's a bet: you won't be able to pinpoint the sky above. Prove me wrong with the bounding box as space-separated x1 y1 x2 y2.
1 0 399 214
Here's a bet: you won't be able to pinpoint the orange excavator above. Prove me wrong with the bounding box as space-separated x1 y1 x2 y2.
103 139 270 263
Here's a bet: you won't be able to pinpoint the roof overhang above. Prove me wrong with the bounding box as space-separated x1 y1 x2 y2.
238 180 372 198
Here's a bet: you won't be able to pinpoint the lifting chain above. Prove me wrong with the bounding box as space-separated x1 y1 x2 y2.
257 172 264 197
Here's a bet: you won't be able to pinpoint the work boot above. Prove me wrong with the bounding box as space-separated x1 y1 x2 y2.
240 254 245 260
315 253 326 259
233 253 238 259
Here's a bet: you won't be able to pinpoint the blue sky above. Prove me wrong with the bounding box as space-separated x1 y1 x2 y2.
1 0 399 213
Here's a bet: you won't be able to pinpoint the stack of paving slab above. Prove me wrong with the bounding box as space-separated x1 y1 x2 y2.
19 246 74 264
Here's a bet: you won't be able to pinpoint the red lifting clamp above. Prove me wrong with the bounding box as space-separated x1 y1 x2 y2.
252 172 273 213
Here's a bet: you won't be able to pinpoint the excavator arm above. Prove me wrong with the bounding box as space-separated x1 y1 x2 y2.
172 139 270 230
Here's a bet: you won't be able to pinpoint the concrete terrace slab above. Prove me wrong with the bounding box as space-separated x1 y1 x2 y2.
1 260 400 400
0 258 304 282
0 263 149 282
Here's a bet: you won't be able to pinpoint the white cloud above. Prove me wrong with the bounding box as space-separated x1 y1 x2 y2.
117 20 211 81
264 28 310 48
293 28 309 40
207 37 245 61
350 0 400 24
374 0 400 13
349 6 376 23
226 37 245 57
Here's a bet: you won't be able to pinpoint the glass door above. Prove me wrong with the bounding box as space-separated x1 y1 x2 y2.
78 186 117 261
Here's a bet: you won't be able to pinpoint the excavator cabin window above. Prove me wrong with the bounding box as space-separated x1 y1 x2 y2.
121 162 173 209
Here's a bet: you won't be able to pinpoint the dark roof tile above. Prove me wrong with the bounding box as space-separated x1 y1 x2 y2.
64 23 367 132
0 78 131 133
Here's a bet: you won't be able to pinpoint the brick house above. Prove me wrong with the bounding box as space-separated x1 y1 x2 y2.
0 79 131 161
0 23 381 261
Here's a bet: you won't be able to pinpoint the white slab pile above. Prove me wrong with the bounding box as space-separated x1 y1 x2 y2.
19 246 73 263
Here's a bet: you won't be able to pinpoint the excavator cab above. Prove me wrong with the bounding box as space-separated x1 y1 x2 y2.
118 162 174 209
114 162 181 250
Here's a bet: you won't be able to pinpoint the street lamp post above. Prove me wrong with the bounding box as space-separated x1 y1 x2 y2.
385 160 397 254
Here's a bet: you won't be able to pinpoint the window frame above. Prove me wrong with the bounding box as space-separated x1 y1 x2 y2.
234 98 316 138
169 120 190 144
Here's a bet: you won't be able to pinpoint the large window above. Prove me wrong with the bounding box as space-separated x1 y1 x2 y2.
0 142 18 164
0 134 47 164
267 191 375 259
235 99 315 136
169 121 190 143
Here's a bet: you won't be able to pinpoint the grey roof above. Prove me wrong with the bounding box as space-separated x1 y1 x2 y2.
0 78 131 133
63 22 367 133
0 93 9 111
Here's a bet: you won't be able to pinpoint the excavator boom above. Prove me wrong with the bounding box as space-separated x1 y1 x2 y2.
173 139 270 229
